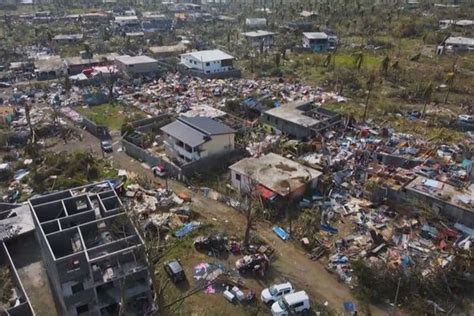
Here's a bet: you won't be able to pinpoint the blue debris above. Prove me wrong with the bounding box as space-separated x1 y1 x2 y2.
175 221 201 238
344 301 355 312
273 226 289 240
321 224 338 234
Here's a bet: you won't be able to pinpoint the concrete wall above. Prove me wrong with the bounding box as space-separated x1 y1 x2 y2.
122 139 181 177
182 148 246 178
81 117 110 140
115 60 159 75
178 64 241 79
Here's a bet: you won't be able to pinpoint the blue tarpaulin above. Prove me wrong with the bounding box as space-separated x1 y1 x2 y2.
273 226 289 240
175 221 201 238
344 301 355 312
321 224 338 234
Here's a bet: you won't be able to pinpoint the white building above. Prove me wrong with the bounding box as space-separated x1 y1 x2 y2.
114 55 159 75
243 30 275 49
444 36 474 52
161 116 236 164
113 16 140 28
245 18 267 28
180 49 235 74
53 34 84 45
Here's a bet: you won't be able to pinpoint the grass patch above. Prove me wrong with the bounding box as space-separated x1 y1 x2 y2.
76 103 147 131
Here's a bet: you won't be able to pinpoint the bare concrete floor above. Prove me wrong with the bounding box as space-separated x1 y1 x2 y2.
6 233 59 316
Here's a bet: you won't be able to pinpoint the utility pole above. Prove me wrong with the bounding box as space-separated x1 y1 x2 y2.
391 277 401 316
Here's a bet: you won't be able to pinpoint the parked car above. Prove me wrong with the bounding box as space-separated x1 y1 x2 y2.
152 164 166 177
194 234 228 253
101 140 113 153
271 291 310 316
0 82 11 88
261 282 294 304
164 259 185 283
458 114 474 123
235 253 269 274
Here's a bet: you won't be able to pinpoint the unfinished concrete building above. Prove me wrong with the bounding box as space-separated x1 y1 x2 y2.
28 182 154 316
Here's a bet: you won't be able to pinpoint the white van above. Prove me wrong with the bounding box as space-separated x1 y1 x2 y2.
271 290 310 315
261 282 294 304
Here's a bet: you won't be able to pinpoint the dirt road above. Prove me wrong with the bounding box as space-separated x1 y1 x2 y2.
52 128 388 315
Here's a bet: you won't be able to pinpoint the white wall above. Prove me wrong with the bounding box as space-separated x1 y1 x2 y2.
200 133 235 157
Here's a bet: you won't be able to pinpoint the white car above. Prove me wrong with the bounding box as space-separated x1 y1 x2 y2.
261 282 294 304
271 291 310 316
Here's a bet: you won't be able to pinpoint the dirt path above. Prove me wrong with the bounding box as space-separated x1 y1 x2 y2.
51 128 389 315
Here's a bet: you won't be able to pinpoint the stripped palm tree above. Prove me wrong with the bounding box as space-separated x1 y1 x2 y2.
421 82 433 118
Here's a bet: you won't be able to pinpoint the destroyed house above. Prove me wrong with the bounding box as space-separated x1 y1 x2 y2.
28 182 154 316
161 116 236 164
229 153 322 201
403 176 474 227
261 100 342 140
1 204 35 316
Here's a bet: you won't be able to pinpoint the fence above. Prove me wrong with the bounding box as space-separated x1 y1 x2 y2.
121 139 181 177
131 114 174 133
181 147 248 177
81 117 110 140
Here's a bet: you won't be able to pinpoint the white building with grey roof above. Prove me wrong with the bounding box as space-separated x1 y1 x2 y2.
160 116 236 164
180 49 235 75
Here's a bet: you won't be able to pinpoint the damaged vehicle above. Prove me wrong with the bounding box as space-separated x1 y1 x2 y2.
164 259 186 283
235 253 269 274
194 233 228 253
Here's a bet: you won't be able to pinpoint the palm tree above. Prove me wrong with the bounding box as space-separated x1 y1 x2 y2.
421 82 433 118
444 71 456 104
363 74 376 122
353 51 364 70
380 55 390 76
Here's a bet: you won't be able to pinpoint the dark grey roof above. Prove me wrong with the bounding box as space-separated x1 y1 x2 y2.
161 120 208 147
161 117 235 147
178 116 236 135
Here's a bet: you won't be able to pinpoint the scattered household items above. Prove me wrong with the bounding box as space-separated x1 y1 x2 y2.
235 253 269 276
194 233 228 254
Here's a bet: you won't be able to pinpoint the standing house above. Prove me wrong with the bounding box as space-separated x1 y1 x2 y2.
243 30 275 50
229 153 322 201
245 18 267 28
161 116 235 164
114 55 159 76
53 34 84 45
302 32 336 52
443 36 474 53
28 182 155 315
142 13 173 32
179 49 237 75
261 100 342 140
